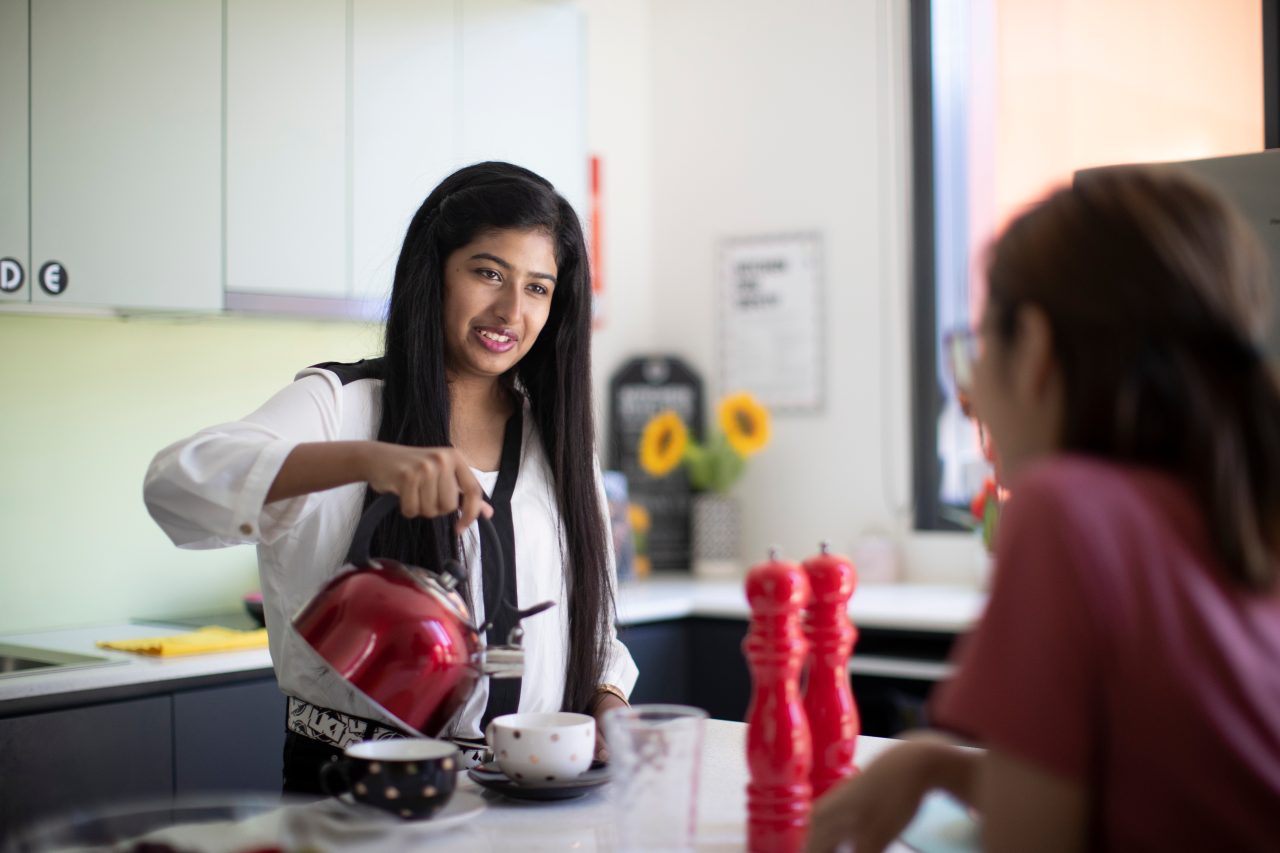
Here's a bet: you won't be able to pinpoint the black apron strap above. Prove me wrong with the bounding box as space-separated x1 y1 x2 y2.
481 405 524 728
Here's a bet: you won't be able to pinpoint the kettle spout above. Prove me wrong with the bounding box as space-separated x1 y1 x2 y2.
481 645 525 679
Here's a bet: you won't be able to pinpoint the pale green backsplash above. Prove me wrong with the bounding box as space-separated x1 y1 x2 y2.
0 313 383 634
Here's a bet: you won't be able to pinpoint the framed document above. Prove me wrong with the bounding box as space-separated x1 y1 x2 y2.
719 233 824 411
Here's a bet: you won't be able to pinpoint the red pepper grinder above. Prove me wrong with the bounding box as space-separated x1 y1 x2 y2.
744 548 813 853
802 541 860 798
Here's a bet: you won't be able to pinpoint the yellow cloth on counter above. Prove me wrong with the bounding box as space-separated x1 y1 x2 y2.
97 626 269 657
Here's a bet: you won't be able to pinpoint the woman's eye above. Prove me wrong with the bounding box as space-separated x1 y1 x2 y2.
477 268 501 282
527 283 549 296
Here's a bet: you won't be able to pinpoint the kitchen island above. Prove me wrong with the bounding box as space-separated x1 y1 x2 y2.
0 576 984 838
11 720 976 852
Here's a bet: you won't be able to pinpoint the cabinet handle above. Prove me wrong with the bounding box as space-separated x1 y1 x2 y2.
38 261 69 296
0 258 24 294
847 655 954 682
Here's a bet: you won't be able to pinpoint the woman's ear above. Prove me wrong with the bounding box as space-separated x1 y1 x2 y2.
1012 304 1059 401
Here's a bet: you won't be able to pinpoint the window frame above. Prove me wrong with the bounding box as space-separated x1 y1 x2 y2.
909 0 1280 531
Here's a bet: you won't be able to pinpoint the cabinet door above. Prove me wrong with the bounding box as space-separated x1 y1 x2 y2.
173 678 287 796
689 618 752 722
225 0 347 301
0 696 173 836
350 0 456 308
29 0 221 311
458 0 587 217
0 0 28 303
619 620 691 705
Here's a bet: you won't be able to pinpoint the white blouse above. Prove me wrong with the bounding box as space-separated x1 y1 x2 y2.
143 365 637 742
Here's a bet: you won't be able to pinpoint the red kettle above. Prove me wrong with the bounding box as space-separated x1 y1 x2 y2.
292 493 553 736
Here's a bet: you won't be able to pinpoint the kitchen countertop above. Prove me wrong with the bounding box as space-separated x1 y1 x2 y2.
0 575 985 715
12 720 974 852
0 622 276 714
619 572 985 632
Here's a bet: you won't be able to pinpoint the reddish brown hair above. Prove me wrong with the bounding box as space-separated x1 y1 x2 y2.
987 166 1279 591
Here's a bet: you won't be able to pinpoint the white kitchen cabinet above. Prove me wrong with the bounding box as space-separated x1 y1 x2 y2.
224 0 459 315
0 0 29 303
350 0 457 308
4 0 583 319
28 0 222 311
224 0 348 303
230 0 584 317
458 0 587 217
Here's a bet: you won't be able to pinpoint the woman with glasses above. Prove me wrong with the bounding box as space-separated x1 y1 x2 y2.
808 166 1280 851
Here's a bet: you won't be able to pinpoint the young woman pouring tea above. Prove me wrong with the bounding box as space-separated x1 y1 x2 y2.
144 162 636 794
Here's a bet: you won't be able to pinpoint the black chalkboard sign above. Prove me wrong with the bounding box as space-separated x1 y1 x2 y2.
608 356 704 571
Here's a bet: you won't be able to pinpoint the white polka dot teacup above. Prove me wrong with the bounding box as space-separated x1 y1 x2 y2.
485 712 595 783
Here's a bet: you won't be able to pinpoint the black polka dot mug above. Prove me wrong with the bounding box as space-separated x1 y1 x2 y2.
320 738 459 820
485 712 595 783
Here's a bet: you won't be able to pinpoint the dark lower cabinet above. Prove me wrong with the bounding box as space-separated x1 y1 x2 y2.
619 617 752 721
688 618 752 722
0 695 174 836
0 676 285 840
618 620 691 705
619 618 953 737
173 678 286 796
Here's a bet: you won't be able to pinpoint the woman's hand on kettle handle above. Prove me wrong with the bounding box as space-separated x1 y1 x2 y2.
361 442 492 533
264 440 491 533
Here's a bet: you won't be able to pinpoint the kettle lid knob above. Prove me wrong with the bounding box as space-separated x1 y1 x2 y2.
439 558 466 591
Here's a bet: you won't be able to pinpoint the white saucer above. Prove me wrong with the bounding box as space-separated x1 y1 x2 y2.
338 789 486 829
285 789 486 843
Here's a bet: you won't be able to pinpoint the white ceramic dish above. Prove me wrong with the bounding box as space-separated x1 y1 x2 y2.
282 790 486 844
468 761 610 801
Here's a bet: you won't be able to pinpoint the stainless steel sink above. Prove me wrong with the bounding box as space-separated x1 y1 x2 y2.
0 642 121 679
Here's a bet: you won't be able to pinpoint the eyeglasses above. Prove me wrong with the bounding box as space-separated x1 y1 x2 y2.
943 327 979 398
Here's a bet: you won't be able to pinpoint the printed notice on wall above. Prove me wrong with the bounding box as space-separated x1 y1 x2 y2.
719 233 824 411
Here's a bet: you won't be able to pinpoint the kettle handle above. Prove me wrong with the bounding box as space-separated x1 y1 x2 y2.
345 492 403 569
345 493 511 621
347 492 501 567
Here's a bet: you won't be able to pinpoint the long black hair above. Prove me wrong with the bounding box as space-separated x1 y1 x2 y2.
367 161 612 712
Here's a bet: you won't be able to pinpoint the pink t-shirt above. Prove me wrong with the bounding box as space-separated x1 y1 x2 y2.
931 455 1280 851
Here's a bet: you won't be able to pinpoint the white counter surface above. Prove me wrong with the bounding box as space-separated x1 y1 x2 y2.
0 575 984 714
618 573 985 632
0 622 275 712
13 721 975 852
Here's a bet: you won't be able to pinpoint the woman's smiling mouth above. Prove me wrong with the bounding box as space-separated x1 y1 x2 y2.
474 326 519 353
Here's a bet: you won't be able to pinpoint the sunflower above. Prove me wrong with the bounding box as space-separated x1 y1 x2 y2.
719 392 771 457
638 410 689 477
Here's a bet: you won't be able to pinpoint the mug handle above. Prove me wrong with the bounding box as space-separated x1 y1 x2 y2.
318 757 350 797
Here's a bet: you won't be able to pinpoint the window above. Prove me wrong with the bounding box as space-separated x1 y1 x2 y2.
911 0 1279 530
